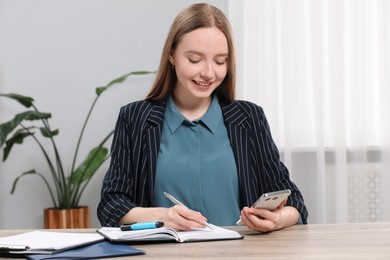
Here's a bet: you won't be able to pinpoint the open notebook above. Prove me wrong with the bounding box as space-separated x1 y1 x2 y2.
97 224 243 243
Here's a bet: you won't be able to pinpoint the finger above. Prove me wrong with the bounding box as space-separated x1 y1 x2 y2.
249 207 279 222
243 208 276 232
172 206 207 229
241 208 269 231
275 198 288 210
163 208 195 231
178 206 207 222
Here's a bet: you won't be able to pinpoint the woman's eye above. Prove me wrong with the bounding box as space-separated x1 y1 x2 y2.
189 58 200 64
215 60 226 65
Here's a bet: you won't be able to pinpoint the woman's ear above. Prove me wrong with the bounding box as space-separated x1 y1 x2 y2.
168 53 174 66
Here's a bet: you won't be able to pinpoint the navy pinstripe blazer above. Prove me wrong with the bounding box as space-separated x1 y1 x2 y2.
97 99 308 226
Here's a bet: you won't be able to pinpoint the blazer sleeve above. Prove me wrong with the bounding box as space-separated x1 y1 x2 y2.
97 103 142 227
97 101 154 226
242 101 309 223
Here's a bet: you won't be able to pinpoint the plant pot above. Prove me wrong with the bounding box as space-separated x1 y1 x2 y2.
44 206 90 229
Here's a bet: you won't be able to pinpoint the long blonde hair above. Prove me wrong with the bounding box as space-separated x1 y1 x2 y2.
146 3 236 102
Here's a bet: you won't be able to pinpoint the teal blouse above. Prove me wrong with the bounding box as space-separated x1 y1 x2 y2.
153 95 240 225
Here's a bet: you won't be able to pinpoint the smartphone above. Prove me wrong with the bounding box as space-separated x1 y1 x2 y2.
236 189 291 225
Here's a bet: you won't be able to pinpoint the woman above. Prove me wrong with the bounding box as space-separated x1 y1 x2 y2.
97 3 308 232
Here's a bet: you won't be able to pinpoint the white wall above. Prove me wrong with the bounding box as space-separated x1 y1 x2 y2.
0 0 228 229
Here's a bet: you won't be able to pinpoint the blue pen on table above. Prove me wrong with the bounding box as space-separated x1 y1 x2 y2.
163 191 214 230
120 222 164 231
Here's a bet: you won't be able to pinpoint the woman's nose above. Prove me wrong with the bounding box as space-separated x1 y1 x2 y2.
200 62 214 79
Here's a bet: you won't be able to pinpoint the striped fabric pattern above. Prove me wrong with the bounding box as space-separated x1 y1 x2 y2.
97 99 308 226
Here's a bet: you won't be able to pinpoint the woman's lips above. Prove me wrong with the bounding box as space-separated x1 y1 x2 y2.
193 80 212 89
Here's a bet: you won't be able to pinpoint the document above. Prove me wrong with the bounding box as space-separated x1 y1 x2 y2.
0 231 103 254
97 224 243 243
25 241 144 260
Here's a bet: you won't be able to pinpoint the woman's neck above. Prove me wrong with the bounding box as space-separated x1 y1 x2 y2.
172 93 212 121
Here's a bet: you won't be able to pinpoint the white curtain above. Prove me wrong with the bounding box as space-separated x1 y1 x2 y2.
228 0 390 223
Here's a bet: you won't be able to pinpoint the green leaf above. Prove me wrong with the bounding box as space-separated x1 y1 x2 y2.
95 70 156 96
0 111 51 147
10 169 57 207
70 146 108 185
10 169 37 194
40 127 59 138
3 128 34 161
0 93 34 108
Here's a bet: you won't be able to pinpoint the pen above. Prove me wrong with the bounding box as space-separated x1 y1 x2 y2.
120 222 164 231
0 244 30 251
163 191 214 230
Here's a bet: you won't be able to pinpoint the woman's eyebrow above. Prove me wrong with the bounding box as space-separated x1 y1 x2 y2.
184 50 229 57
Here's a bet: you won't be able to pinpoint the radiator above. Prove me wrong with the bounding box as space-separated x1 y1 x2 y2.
348 163 383 222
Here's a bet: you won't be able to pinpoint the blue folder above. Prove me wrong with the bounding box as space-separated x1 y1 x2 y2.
26 241 145 259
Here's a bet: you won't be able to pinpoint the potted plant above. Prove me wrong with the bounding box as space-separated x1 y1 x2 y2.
0 70 154 228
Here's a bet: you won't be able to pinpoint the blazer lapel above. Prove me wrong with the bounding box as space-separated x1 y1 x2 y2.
220 101 251 206
142 101 166 204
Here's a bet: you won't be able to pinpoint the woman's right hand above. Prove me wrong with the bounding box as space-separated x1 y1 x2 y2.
159 205 208 231
119 206 208 231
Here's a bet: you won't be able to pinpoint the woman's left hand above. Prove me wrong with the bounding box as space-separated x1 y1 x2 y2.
239 199 300 232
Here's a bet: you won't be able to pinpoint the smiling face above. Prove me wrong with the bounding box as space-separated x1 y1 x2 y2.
169 27 228 106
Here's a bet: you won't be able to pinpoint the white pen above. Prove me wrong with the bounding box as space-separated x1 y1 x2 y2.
163 191 214 230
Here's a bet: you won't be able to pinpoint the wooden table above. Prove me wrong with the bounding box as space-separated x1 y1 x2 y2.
1 222 389 259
